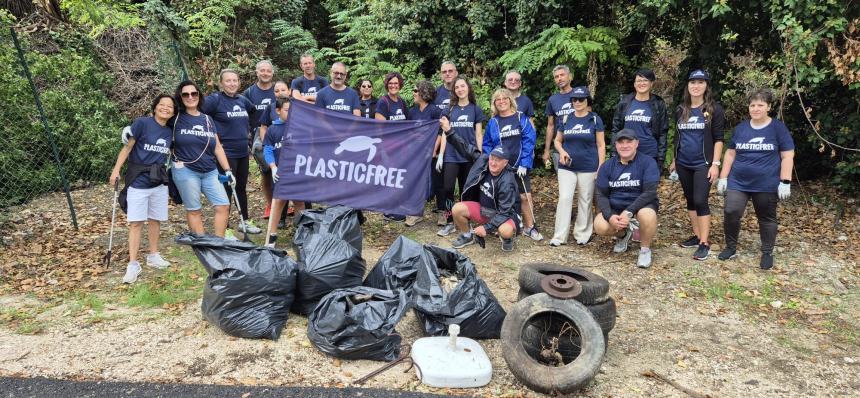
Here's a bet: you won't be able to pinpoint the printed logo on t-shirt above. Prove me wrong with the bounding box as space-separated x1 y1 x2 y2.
390 108 406 121
678 116 705 130
563 123 590 135
480 181 493 198
451 114 473 128
327 98 352 112
500 124 520 138
437 99 450 109
609 172 641 188
227 105 248 118
626 109 651 123
735 136 774 151
256 98 271 111
303 87 318 97
557 102 573 117
180 124 216 138
143 137 170 154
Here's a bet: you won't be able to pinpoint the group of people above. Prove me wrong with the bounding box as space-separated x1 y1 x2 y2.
110 54 795 284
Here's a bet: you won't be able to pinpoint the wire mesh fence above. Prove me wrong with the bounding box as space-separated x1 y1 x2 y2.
0 24 188 230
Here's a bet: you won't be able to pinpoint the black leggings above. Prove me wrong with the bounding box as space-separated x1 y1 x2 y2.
676 164 711 216
723 190 778 254
219 156 250 220
441 162 471 220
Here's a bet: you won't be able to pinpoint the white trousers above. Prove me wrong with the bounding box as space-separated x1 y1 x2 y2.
552 169 596 244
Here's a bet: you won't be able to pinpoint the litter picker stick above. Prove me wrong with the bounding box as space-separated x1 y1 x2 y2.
228 179 253 243
102 177 120 267
519 174 539 229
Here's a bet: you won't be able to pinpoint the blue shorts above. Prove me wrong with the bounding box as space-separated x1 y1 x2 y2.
172 166 229 211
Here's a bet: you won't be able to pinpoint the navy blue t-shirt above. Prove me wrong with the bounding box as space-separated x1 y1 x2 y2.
242 84 276 127
128 117 172 189
443 103 485 163
263 120 288 166
559 112 604 173
478 173 502 213
676 107 708 168
290 75 329 101
545 91 574 131
375 96 408 120
315 86 361 114
596 153 660 213
200 92 255 159
434 85 452 110
359 97 378 119
728 119 794 193
624 99 658 158
409 104 443 121
495 114 523 165
172 113 218 174
515 94 535 118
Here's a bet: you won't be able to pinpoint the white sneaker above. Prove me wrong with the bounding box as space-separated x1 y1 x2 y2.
239 220 262 234
224 229 239 241
613 225 634 253
122 261 142 284
637 248 652 268
405 216 424 227
146 253 170 269
523 227 544 241
437 223 456 237
549 238 563 247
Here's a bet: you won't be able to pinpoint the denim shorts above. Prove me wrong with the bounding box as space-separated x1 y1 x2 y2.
171 165 229 211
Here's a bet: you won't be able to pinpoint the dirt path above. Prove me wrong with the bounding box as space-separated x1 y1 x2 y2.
1 177 859 397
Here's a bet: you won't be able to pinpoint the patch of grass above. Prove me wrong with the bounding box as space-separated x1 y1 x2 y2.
1 308 45 335
126 261 204 308
774 335 814 356
15 319 45 335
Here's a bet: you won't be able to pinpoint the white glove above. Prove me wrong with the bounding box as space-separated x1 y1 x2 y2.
435 156 444 173
225 170 236 187
271 166 279 183
121 125 132 145
778 182 791 200
669 170 679 182
716 178 727 195
517 166 527 177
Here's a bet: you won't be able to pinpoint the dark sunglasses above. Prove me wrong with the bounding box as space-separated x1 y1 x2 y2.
361 85 372 88
571 97 587 102
181 91 199 99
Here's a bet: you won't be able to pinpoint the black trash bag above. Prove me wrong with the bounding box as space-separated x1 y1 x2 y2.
411 245 507 339
293 205 363 257
176 233 297 340
364 236 435 293
292 233 366 315
308 286 410 361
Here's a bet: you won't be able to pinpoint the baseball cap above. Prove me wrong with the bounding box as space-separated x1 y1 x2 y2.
688 69 710 81
489 146 506 158
570 86 590 98
614 128 638 142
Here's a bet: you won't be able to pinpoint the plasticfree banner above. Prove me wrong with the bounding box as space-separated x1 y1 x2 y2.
274 100 440 215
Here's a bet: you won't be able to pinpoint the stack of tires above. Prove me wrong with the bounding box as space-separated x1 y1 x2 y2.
501 263 615 394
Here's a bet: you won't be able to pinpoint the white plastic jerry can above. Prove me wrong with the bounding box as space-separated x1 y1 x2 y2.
410 324 493 388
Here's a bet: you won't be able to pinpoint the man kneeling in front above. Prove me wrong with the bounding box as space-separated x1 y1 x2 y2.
441 116 520 251
594 128 659 268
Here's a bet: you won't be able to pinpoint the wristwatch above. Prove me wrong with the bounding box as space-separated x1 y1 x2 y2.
623 210 634 219
712 161 721 166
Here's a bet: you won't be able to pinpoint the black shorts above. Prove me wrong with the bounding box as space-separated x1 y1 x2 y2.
515 172 531 194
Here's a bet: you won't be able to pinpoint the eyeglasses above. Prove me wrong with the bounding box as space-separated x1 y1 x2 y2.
181 91 199 99
361 85 372 88
571 98 587 102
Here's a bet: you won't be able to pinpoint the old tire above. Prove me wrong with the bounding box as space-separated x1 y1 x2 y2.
519 297 615 360
518 290 616 331
518 263 610 305
501 293 605 394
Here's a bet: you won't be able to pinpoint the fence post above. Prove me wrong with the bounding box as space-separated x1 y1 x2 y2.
171 39 188 81
9 27 79 229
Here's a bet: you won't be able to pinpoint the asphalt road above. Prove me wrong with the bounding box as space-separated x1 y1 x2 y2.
0 376 447 398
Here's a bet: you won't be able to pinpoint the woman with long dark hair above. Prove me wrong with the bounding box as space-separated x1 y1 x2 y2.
109 94 176 284
200 69 259 239
406 79 443 227
716 88 795 270
436 76 484 236
668 70 725 260
170 81 233 239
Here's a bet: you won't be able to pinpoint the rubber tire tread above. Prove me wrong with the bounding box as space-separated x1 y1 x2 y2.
501 293 605 394
518 263 610 305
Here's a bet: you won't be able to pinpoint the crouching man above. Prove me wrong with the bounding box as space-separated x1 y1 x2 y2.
594 128 659 268
441 116 521 251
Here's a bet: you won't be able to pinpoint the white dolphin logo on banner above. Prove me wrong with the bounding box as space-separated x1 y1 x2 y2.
335 136 383 162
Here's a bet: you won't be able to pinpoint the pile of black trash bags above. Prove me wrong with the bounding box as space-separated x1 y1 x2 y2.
176 205 505 362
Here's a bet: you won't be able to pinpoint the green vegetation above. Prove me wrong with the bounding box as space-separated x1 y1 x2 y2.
0 307 45 335
126 248 205 308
